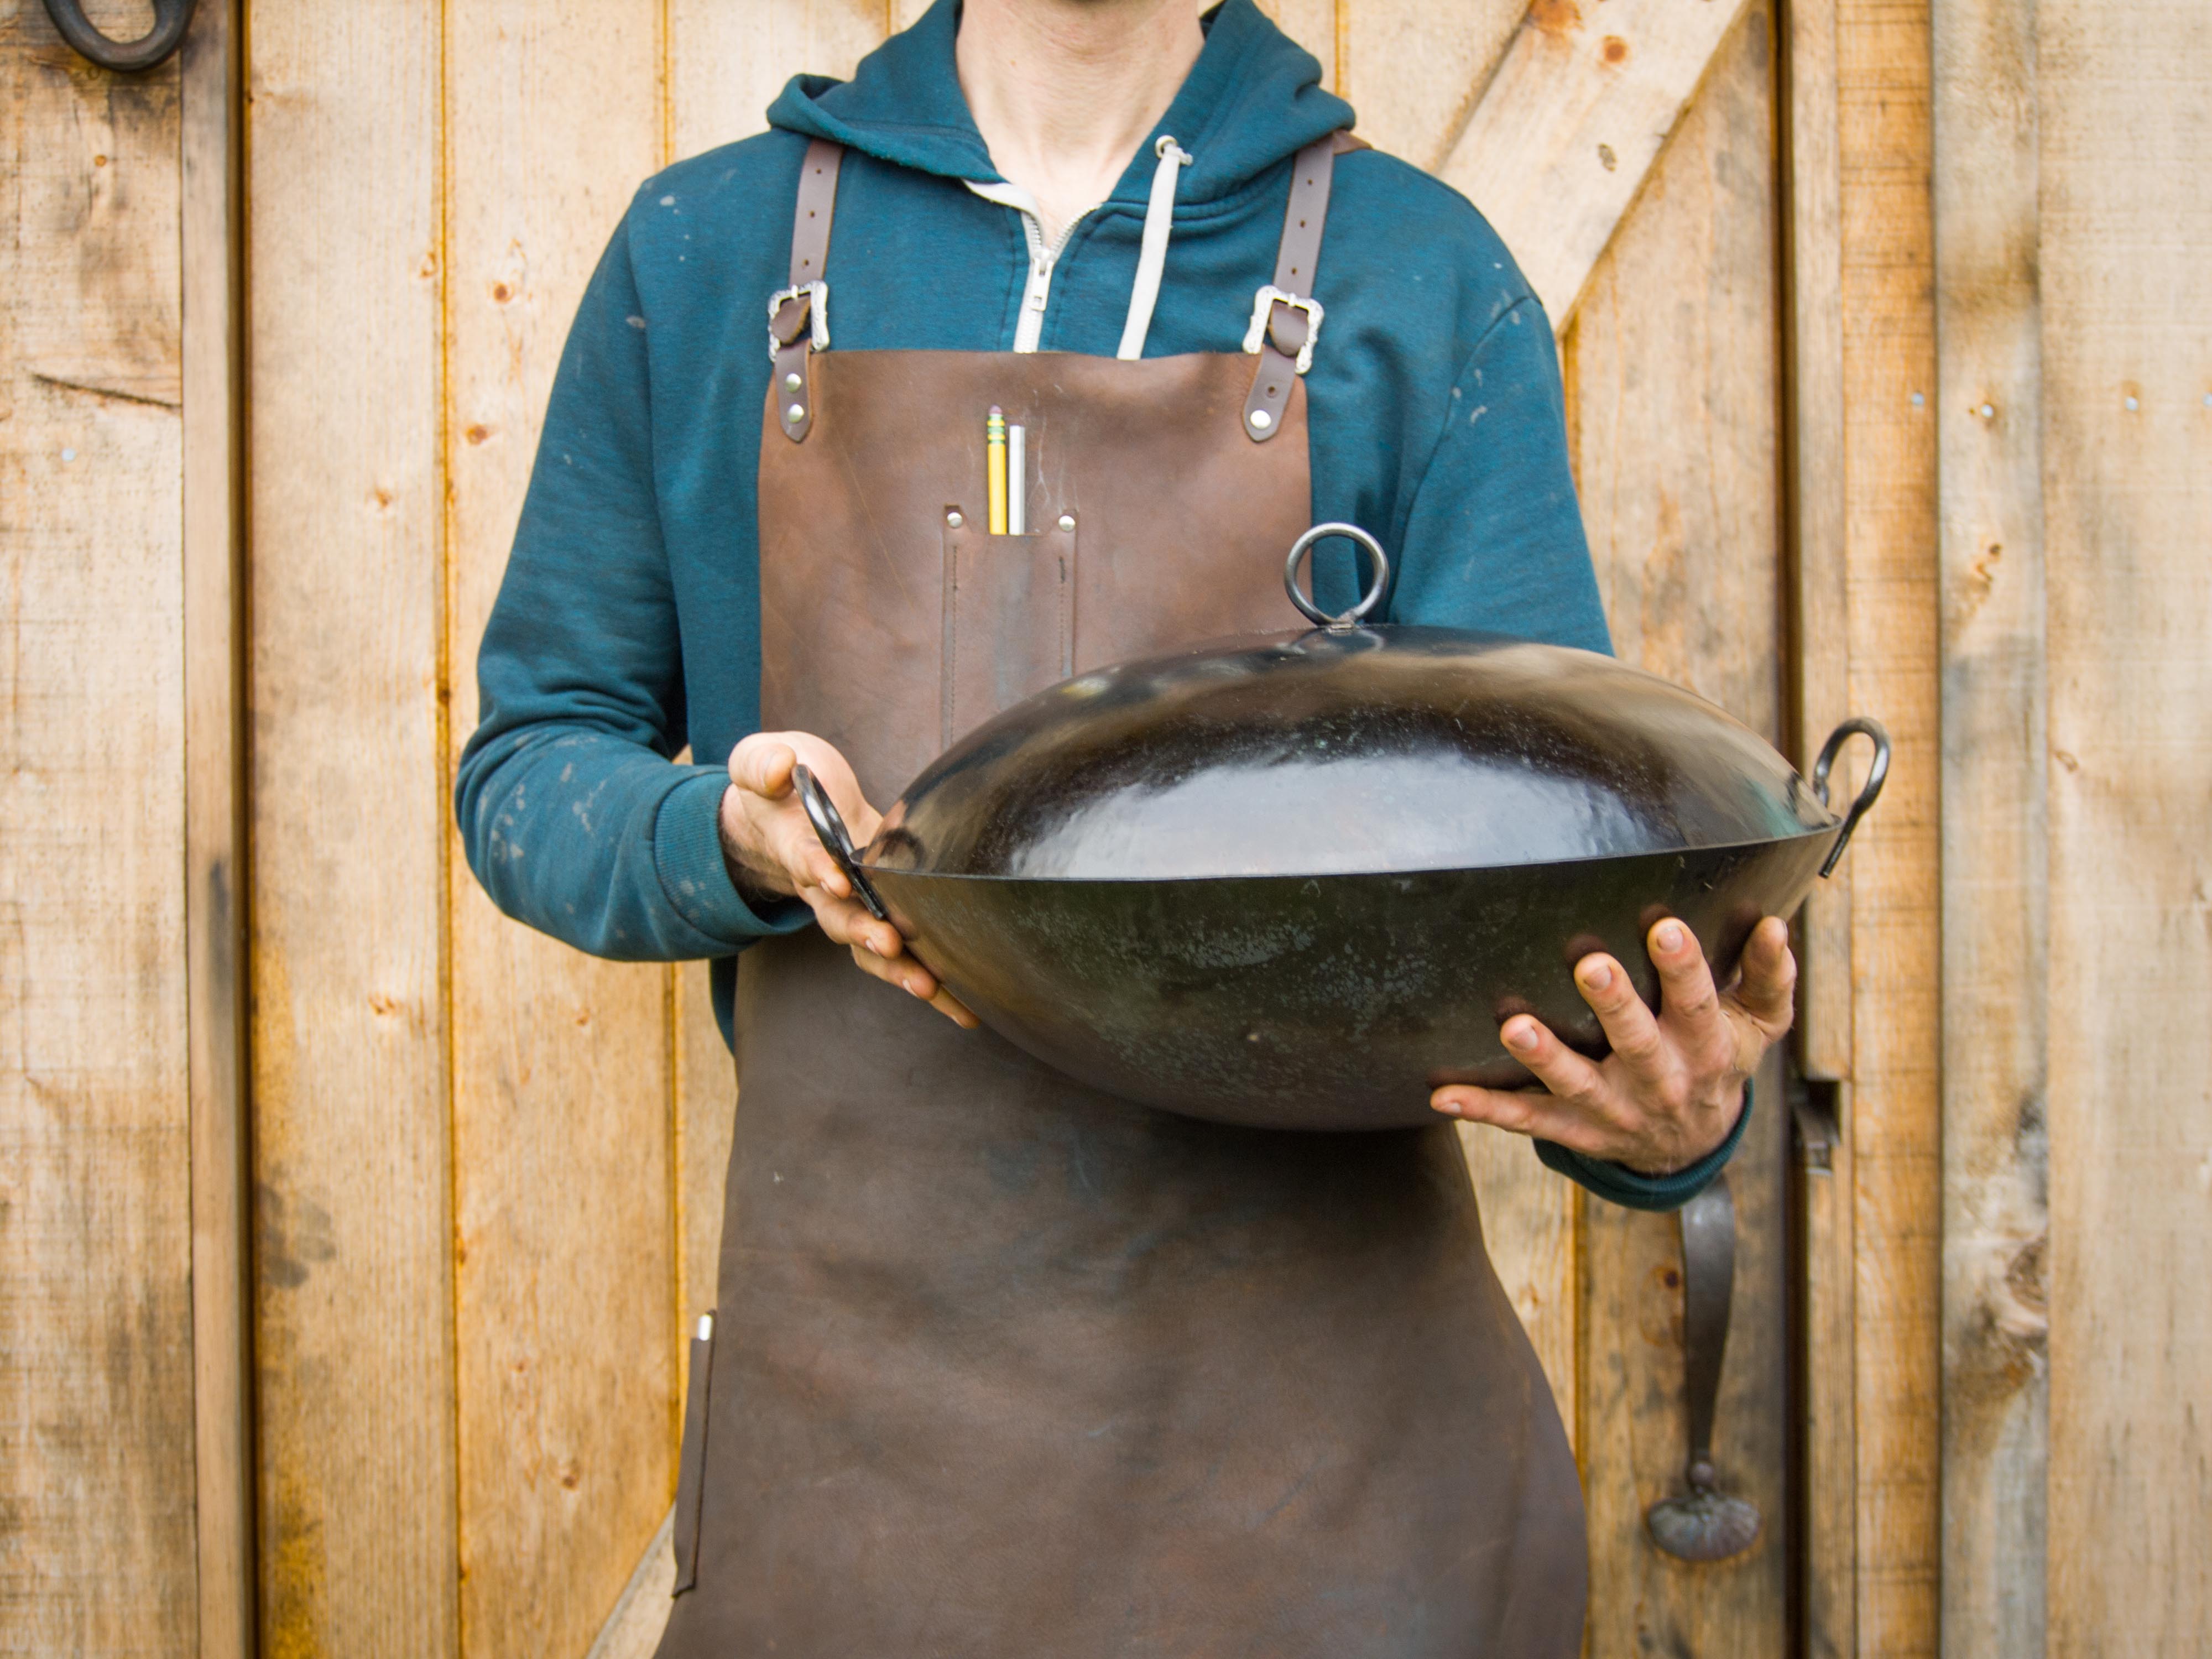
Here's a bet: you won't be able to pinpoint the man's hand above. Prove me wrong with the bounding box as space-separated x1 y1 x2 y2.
719 732 977 1028
1430 916 1795 1175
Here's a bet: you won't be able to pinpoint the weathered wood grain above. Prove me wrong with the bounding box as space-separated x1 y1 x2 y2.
2039 0 2212 1649
1570 19 1787 1645
1930 0 2050 1652
1434 0 1756 328
0 8 197 1651
1336 0 1524 166
441 6 676 1656
1837 0 1944 1648
246 1 458 1650
181 2 255 1654
669 0 885 154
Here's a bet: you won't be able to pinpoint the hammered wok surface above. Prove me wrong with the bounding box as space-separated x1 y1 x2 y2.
874 828 1834 1132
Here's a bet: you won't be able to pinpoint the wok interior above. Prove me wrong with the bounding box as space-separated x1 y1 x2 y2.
870 628 1837 883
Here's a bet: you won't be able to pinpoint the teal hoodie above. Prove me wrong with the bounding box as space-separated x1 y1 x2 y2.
456 0 1746 1208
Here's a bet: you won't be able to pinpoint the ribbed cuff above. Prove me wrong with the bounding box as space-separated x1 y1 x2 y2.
1535 1081 1755 1212
650 768 813 947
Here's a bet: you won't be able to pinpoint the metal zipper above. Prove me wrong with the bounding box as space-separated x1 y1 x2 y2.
964 178 1108 352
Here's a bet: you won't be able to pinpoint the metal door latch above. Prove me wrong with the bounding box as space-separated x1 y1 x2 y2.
1646 1172 1764 1562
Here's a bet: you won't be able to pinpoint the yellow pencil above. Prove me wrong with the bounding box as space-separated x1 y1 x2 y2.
987 405 1008 534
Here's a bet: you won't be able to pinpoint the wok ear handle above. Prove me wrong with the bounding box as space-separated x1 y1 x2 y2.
1812 718 1892 878
790 764 890 922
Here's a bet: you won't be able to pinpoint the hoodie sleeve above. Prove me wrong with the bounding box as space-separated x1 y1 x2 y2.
1389 294 1612 654
453 207 809 962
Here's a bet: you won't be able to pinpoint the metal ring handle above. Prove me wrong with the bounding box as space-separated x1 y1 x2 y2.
1811 717 1892 878
1284 523 1391 630
44 0 197 73
791 764 889 922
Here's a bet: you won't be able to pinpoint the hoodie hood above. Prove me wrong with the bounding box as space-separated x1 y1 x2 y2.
765 0 1354 207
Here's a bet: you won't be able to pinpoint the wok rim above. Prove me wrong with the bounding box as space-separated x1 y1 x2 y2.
863 821 1844 888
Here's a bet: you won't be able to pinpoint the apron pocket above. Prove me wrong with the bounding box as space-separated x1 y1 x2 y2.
671 1312 714 1596
942 518 1077 748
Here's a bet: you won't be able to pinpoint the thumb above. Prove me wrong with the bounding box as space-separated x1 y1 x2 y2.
729 734 797 800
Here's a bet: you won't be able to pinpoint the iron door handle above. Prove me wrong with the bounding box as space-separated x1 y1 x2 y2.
1646 1172 1763 1561
44 0 197 74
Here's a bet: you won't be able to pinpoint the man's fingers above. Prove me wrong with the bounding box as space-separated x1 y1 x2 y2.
1731 915 1797 1035
927 985 980 1029
1431 1083 1620 1160
1649 918 1726 1051
1573 953 1669 1085
1496 1014 1620 1117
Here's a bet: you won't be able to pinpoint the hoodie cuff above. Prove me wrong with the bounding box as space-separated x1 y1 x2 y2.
1535 1081 1754 1212
651 768 814 948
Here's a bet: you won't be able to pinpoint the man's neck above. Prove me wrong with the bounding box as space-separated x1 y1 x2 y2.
956 0 1206 245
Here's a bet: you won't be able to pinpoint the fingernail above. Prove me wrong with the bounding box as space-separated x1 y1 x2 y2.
1656 922 1684 953
1582 961 1613 990
1505 1021 1539 1053
1431 1097 1463 1117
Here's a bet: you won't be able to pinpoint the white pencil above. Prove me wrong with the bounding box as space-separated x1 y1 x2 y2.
1007 424 1027 535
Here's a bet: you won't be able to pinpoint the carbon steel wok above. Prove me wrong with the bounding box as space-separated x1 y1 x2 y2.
798 524 1888 1132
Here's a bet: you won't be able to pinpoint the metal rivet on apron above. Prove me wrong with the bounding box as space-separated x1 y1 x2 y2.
1057 514 1076 531
786 403 805 424
785 372 804 393
1249 409 1272 431
946 510 964 528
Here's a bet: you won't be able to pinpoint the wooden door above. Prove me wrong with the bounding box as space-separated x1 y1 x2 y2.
0 1 1963 1655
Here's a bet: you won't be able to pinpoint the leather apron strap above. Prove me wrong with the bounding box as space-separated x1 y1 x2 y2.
771 138 842 442
1241 132 1360 441
769 131 1360 444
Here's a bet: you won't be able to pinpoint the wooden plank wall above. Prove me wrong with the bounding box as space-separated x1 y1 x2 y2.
23 1 2208 1654
0 5 198 1651
1835 0 1944 1651
2036 0 2212 1647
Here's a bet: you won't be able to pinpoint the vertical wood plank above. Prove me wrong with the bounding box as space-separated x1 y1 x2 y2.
1777 0 1857 1646
0 8 197 1652
1835 0 1943 1647
1930 0 2050 1652
2040 0 2212 1648
441 7 675 1656
246 2 457 1651
1568 15 1788 1647
181 1 255 1653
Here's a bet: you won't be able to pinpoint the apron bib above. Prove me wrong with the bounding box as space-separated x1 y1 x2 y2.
658 138 1587 1658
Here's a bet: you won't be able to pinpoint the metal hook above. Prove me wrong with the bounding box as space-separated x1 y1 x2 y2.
44 0 198 74
1811 717 1892 878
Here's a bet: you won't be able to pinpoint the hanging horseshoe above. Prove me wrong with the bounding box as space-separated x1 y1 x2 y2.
44 0 198 74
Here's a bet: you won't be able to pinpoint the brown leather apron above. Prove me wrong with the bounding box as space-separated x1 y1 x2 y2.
658 137 1587 1657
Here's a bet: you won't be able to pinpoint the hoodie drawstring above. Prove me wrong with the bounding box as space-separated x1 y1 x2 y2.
1117 137 1192 361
